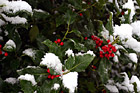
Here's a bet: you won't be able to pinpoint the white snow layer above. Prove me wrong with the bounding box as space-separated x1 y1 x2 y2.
105 85 119 93
40 53 62 74
5 39 16 49
0 0 32 13
51 83 60 90
0 19 5 26
123 0 135 22
131 21 140 37
62 72 78 93
130 75 140 92
18 74 37 86
4 77 18 85
23 48 36 59
128 53 138 63
65 49 74 57
113 24 133 40
2 14 27 24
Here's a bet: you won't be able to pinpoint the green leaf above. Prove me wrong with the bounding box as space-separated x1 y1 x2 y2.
29 25 39 42
65 55 75 70
56 16 65 27
20 80 35 93
72 54 94 72
133 82 138 93
136 0 140 8
68 0 82 10
64 10 77 24
72 29 83 40
42 39 63 59
98 58 111 83
69 39 87 51
17 67 47 75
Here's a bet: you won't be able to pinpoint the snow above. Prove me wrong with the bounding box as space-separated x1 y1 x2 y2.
123 0 135 22
23 48 36 59
113 55 119 62
52 83 60 90
2 14 27 24
105 85 119 93
62 72 78 93
40 53 62 74
113 24 133 40
0 0 32 13
75 50 95 57
116 72 134 92
131 21 140 37
65 49 74 57
124 38 140 52
128 53 138 63
4 77 18 85
18 74 37 86
5 39 16 49
130 75 140 92
0 19 5 26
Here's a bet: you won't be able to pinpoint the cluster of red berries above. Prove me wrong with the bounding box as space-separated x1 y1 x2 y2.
85 35 103 48
47 69 61 79
0 44 8 56
100 40 117 60
54 39 64 46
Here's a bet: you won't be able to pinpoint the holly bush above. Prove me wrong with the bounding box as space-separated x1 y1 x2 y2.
1 0 140 93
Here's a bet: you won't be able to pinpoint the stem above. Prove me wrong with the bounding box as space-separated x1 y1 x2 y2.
62 21 70 41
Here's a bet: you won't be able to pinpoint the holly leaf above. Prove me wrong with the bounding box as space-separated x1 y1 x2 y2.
29 25 39 42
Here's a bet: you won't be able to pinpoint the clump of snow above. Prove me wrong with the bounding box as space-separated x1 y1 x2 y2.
131 21 140 37
5 39 16 49
86 50 96 57
34 9 45 13
65 49 74 57
2 14 27 24
0 19 5 26
123 0 135 22
4 77 18 85
128 53 138 63
124 38 140 52
40 53 62 74
113 24 133 40
116 72 134 92
101 26 109 40
130 75 140 91
51 83 60 90
62 72 78 93
23 48 36 59
18 74 37 86
113 55 119 62
105 85 119 93
75 50 95 57
0 0 32 13
26 66 37 68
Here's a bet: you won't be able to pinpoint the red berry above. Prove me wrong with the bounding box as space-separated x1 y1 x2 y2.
100 51 103 55
4 52 8 56
107 40 110 43
98 43 102 46
100 40 103 44
108 50 112 54
54 41 57 44
84 37 88 40
55 75 61 77
47 69 50 73
48 75 51 78
96 41 99 44
100 54 104 58
51 75 55 79
112 46 117 52
111 53 115 57
0 50 2 55
92 65 96 69
60 42 64 46
0 45 2 49
108 44 112 48
121 11 124 15
91 35 94 39
79 13 83 16
57 39 61 43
